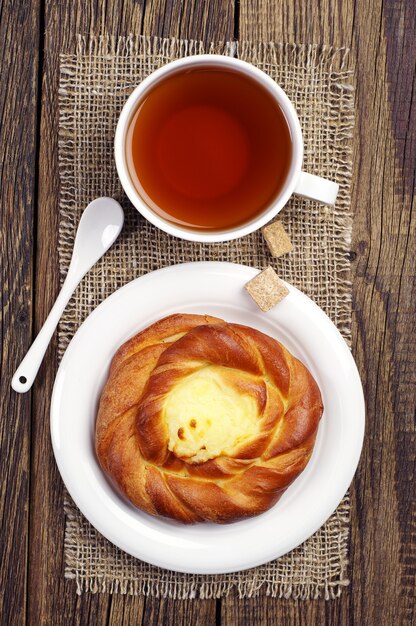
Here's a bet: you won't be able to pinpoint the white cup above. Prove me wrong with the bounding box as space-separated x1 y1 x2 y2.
115 55 338 243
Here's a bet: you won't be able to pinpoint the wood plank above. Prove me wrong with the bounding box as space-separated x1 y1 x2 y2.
0 1 40 625
230 0 416 625
28 4 146 625
29 1 232 625
232 9 353 625
122 2 235 625
347 0 415 623
222 596 349 626
140 597 218 626
143 0 235 43
108 594 146 625
239 0 354 47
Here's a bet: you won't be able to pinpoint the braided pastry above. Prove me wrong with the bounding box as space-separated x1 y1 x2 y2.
96 314 323 523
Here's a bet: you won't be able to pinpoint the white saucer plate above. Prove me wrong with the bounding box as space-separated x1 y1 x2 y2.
51 262 365 574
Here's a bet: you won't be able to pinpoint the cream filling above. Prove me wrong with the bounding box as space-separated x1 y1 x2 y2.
163 367 259 463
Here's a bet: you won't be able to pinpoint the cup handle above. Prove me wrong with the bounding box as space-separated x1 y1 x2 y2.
294 171 339 205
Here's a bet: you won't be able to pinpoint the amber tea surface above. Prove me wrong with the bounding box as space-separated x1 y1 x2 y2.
126 66 293 231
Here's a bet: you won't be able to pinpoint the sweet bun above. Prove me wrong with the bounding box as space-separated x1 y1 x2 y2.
96 314 323 523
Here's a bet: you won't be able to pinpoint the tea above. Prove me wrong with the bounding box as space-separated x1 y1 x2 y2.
126 66 292 231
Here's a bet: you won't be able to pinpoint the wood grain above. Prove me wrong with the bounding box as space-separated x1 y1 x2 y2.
347 0 415 623
222 597 350 626
0 0 414 624
143 0 235 43
27 4 145 625
28 2 233 625
239 0 354 47
231 1 416 626
0 0 40 624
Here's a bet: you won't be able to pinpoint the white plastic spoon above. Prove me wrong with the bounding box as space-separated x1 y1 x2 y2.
12 197 124 393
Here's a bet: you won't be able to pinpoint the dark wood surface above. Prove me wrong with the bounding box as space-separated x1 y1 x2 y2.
0 0 414 624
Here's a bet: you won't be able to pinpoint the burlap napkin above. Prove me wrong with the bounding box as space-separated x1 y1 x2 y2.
58 35 354 599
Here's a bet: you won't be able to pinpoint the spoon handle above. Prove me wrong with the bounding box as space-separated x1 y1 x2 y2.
11 274 79 393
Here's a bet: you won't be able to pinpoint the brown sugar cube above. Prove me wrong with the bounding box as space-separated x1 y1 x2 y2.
262 220 293 258
245 267 289 312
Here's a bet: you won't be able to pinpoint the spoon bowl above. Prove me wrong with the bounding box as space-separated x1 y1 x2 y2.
68 198 125 281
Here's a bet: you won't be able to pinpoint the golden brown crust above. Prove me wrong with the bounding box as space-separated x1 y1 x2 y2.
96 313 323 524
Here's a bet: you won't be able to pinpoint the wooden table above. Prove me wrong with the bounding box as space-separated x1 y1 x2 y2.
1 0 414 624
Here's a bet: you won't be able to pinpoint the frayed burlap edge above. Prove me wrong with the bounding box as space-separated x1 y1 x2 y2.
59 34 355 599
64 495 350 599
65 33 351 70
